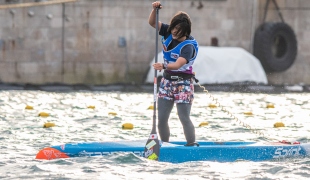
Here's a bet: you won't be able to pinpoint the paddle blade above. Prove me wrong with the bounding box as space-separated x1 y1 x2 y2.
144 134 160 161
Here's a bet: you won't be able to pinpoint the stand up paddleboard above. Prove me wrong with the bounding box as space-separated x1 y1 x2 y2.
36 140 310 163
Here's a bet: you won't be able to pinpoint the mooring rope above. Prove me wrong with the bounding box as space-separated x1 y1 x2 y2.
196 82 279 142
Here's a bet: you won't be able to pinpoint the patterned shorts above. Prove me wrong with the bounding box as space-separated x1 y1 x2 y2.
158 78 194 104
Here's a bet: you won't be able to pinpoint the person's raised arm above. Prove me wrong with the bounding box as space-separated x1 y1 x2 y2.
148 1 162 29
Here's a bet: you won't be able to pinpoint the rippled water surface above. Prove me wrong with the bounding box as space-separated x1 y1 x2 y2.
0 90 310 180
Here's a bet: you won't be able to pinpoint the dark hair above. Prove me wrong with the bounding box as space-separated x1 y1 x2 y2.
167 11 192 39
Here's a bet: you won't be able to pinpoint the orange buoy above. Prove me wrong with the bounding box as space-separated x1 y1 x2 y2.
266 103 275 108
274 122 285 128
108 112 117 116
208 104 217 108
244 111 253 116
39 112 49 117
25 105 34 110
122 123 134 129
43 122 55 128
199 122 209 127
87 105 95 109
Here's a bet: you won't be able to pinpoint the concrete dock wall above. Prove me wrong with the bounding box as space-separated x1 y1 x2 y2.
0 0 309 85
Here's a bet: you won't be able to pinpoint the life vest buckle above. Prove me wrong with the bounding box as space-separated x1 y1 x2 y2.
171 76 179 80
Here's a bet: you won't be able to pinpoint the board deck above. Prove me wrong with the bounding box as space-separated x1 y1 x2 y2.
36 140 310 163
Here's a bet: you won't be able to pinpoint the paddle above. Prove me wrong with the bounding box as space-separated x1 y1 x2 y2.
144 6 160 161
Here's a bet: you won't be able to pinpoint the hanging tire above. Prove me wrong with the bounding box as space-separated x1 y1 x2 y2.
253 22 297 72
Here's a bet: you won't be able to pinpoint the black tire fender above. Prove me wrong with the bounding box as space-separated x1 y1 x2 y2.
253 22 297 72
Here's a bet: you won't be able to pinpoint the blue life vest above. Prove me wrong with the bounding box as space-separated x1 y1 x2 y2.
162 34 199 74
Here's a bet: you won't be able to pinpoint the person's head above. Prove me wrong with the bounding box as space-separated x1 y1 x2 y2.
167 11 192 40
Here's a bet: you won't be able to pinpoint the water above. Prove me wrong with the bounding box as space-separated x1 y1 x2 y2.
0 90 310 179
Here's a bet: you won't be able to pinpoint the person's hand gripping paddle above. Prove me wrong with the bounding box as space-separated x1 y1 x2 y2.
144 5 161 161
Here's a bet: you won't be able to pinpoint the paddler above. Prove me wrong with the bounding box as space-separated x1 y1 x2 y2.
149 1 199 146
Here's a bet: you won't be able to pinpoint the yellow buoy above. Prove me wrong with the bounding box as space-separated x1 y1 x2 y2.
122 123 134 130
25 105 34 110
87 105 95 109
199 122 209 127
108 112 117 116
266 103 275 108
147 105 154 110
208 104 217 108
244 111 253 116
43 122 55 128
274 122 285 128
38 112 49 117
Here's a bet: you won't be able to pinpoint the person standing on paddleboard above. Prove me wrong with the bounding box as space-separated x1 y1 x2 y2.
149 1 199 146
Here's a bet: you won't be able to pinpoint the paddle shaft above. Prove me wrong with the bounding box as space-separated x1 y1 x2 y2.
152 7 159 134
144 7 160 161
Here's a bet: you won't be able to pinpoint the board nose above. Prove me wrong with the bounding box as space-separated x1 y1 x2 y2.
36 147 69 160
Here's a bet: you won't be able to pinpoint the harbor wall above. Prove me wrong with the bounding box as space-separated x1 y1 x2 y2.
0 0 309 85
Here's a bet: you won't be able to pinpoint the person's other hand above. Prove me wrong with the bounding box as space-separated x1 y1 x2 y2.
153 62 164 72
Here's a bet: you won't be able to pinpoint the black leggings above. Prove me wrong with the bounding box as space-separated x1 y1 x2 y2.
157 98 195 144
